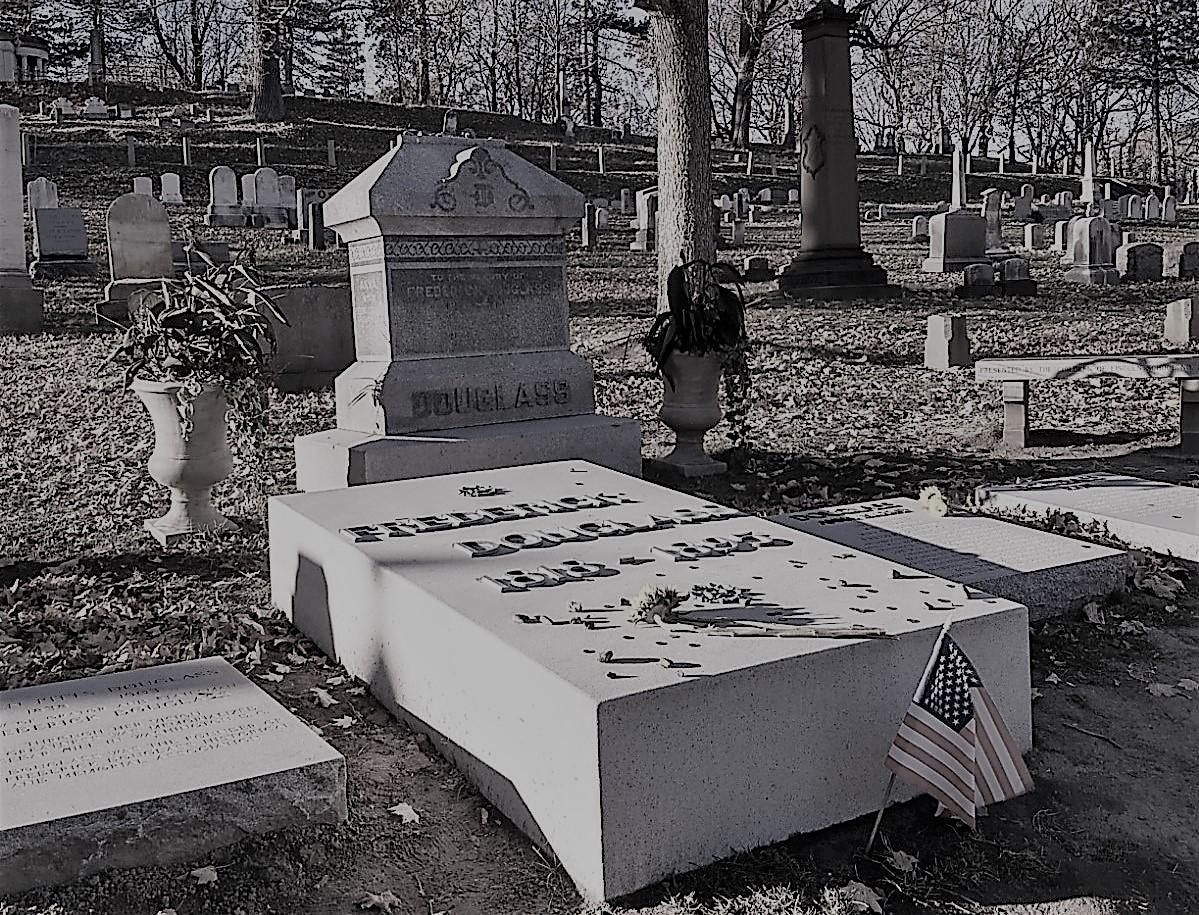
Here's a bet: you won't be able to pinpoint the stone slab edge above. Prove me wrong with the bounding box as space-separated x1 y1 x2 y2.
1 757 347 895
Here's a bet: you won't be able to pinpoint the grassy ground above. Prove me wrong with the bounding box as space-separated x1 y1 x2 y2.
2 97 1198 915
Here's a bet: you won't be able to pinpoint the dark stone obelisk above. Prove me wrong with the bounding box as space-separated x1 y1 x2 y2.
778 1 894 300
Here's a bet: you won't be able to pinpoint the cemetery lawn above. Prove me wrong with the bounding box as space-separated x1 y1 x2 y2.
3 133 1199 913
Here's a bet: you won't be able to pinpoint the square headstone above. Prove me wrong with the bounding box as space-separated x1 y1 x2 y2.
0 658 347 893
771 498 1129 619
269 460 1031 903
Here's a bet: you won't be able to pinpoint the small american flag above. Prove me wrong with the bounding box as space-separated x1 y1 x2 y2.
885 632 1033 827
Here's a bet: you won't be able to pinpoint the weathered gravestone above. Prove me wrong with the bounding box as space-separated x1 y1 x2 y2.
0 105 43 335
279 174 297 227
0 657 347 894
1115 241 1163 282
977 473 1199 562
160 171 184 205
240 172 256 213
253 167 289 228
910 214 929 243
771 498 1129 619
1165 296 1199 345
296 187 337 234
30 207 96 280
132 176 153 196
1164 241 1199 280
26 176 58 214
924 313 971 369
205 165 244 226
81 96 107 119
269 460 1032 903
629 186 658 252
292 135 642 491
1145 194 1161 221
922 148 987 273
100 193 174 322
996 256 1037 296
980 188 1011 256
1064 216 1119 285
1162 195 1178 225
955 262 995 298
1011 184 1033 221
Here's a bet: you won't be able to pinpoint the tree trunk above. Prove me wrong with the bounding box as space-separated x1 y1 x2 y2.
190 0 203 89
728 18 760 148
646 0 715 313
250 0 286 122
1151 76 1164 184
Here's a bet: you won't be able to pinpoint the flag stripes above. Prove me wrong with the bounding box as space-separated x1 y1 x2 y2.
883 632 1033 829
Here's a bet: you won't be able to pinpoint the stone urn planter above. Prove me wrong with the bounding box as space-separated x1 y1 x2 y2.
646 351 727 477
133 379 238 546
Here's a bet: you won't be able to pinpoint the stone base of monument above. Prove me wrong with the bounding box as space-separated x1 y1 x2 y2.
0 658 347 894
1064 264 1120 285
0 281 44 335
644 453 728 479
294 415 643 491
269 461 1031 902
777 248 897 300
772 497 1130 620
29 257 98 282
205 209 247 228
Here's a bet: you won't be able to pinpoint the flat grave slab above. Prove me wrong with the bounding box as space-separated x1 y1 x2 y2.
269 461 1031 903
1 658 347 894
976 473 1199 563
771 498 1130 619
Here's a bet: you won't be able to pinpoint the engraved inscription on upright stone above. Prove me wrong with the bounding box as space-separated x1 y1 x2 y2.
295 132 641 488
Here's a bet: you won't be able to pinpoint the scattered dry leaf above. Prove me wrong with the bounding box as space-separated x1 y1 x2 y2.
311 687 339 708
190 865 218 886
841 880 884 913
388 802 420 824
357 890 402 912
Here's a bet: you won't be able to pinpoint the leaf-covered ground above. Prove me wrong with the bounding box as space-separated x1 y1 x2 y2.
2 110 1199 914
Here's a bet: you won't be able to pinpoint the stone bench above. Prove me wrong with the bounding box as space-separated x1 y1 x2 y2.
975 354 1199 452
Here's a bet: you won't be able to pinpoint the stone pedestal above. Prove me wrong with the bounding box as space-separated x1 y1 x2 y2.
0 105 43 335
922 209 988 273
778 3 893 300
294 135 641 491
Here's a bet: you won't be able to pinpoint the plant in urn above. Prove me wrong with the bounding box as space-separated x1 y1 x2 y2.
112 247 287 546
641 260 750 477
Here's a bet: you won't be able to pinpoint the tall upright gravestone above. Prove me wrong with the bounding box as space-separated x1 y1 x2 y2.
293 134 642 491
777 1 892 299
0 106 43 335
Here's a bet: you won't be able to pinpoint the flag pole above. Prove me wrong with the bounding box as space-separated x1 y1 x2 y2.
863 617 954 857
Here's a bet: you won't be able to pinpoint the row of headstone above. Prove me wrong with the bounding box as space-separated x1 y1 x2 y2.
206 166 299 229
131 174 185 206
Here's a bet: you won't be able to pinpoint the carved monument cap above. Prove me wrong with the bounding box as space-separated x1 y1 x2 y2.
324 134 585 242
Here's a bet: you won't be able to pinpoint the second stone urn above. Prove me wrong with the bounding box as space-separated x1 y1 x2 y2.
133 379 238 546
647 351 727 477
